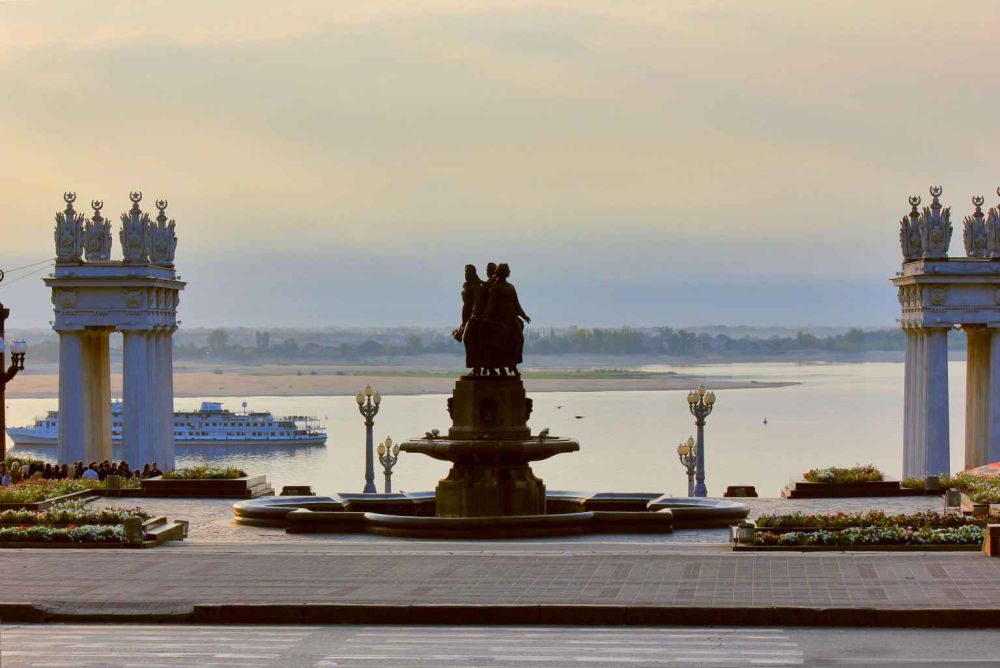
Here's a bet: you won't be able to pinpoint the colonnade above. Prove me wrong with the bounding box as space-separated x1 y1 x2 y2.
902 325 1000 478
56 326 176 470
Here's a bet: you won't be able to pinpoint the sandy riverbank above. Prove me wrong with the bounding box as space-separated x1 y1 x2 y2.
4 369 795 399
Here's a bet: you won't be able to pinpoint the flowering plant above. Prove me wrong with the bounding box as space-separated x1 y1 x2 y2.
803 464 884 484
0 502 149 526
754 525 983 546
755 510 984 529
162 466 247 480
0 524 124 543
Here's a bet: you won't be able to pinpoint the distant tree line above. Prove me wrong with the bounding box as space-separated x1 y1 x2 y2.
170 326 920 361
20 325 946 364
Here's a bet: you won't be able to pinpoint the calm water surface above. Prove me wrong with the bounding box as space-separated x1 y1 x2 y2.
5 362 971 497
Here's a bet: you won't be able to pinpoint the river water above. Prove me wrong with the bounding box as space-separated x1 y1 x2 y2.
5 362 972 497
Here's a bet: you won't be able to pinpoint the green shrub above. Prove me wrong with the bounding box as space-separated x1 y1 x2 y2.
5 456 47 470
803 464 883 484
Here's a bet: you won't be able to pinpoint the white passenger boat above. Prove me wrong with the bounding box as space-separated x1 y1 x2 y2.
8 401 327 448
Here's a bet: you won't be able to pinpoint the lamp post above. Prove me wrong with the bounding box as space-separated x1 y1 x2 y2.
376 435 400 493
686 385 716 497
676 435 697 497
0 302 28 462
356 384 381 493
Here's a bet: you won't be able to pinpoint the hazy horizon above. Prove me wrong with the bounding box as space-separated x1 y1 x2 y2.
2 1 997 328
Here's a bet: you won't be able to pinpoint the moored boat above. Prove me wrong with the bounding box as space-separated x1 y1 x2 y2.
7 401 327 448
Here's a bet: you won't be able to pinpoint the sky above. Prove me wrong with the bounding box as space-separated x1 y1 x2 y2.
1 0 998 328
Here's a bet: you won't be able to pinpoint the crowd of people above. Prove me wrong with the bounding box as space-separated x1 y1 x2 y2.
0 460 162 486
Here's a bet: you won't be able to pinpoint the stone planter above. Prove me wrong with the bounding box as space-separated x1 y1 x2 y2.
731 522 983 551
0 516 186 549
141 474 273 498
781 479 926 499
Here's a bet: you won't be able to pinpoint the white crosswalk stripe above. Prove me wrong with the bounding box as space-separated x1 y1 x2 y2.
0 625 315 668
314 627 805 667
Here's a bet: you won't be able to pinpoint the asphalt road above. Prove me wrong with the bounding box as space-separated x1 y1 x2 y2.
1 624 998 667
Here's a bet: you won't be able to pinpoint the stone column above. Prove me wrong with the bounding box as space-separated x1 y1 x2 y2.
923 327 950 476
902 328 917 478
122 330 152 468
149 330 174 470
160 329 176 470
56 331 87 464
988 328 1000 464
965 327 991 469
83 330 113 463
146 331 161 469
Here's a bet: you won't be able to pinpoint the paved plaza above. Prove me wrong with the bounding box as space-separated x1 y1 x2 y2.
4 494 996 628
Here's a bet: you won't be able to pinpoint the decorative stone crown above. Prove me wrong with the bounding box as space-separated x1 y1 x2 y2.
54 192 85 264
918 186 952 259
896 186 1000 263
83 200 112 261
54 191 178 266
964 196 988 258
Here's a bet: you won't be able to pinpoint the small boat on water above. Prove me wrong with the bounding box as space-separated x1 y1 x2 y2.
8 401 327 448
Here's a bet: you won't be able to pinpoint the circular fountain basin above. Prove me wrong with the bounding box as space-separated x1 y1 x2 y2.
233 492 748 538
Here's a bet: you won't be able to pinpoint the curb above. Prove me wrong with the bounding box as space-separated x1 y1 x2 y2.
6 603 1000 627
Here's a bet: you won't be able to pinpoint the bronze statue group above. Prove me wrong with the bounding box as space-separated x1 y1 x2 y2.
454 262 531 377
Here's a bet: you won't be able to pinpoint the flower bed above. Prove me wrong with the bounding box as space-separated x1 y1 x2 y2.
755 510 984 530
162 465 247 480
803 464 883 484
0 524 125 543
751 525 984 547
0 502 150 527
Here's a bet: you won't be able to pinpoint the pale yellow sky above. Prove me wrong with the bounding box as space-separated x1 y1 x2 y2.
0 1 997 325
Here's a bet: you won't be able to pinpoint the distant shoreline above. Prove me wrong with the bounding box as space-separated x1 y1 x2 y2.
5 367 797 399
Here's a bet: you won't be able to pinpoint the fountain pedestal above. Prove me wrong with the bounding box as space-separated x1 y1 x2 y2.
401 376 579 517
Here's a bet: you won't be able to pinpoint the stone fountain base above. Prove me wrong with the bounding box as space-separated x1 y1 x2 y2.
399 375 579 517
232 492 750 538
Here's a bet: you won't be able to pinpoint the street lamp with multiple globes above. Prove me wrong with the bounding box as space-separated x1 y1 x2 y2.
376 436 400 493
676 435 697 497
0 301 28 462
686 385 716 497
355 384 382 494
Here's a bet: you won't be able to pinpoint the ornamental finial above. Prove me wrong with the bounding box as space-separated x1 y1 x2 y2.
930 186 943 207
63 192 76 212
974 195 985 211
909 195 921 212
155 199 168 213
129 191 142 214
91 199 103 212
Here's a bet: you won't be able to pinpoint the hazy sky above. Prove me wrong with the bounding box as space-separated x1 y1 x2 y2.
1 1 998 328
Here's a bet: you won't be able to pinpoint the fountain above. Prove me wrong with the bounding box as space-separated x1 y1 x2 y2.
233 262 749 537
400 375 578 517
